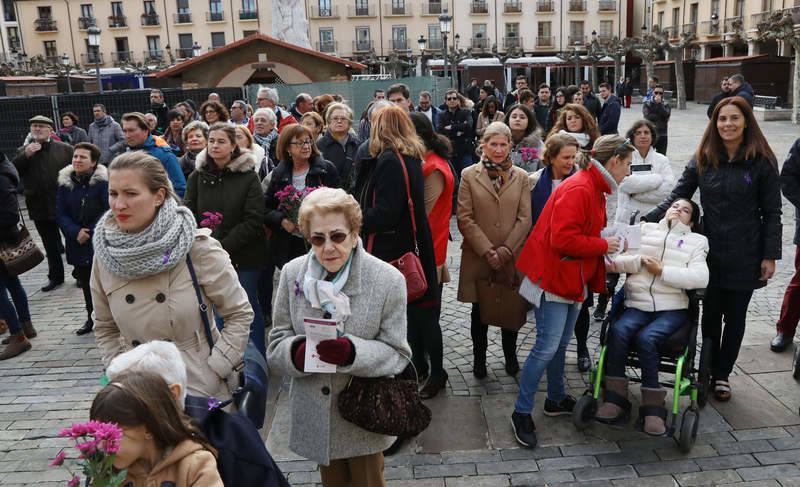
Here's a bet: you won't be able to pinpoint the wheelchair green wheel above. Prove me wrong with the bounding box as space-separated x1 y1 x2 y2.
792 346 800 380
679 409 699 453
573 394 597 431
697 337 713 408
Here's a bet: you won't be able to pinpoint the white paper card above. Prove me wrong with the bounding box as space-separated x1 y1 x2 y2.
303 317 338 373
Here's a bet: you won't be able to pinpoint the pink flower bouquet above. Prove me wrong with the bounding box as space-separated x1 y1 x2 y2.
275 185 322 225
199 211 223 231
52 420 127 487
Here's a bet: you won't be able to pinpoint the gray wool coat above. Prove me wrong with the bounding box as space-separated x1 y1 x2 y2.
266 242 411 466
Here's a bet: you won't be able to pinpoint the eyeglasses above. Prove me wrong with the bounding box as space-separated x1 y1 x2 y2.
446 96 458 101
290 140 313 147
309 231 349 247
330 117 349 123
612 138 631 156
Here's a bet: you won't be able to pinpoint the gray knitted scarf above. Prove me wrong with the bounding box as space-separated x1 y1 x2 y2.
93 197 197 280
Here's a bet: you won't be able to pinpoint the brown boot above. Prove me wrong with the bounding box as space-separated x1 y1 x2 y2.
596 376 631 425
1 321 36 345
639 387 668 436
0 334 31 360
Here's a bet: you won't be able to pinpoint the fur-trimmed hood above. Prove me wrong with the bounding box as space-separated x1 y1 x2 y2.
195 147 258 173
57 163 108 189
514 130 543 150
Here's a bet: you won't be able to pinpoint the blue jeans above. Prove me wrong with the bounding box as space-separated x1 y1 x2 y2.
0 267 31 335
606 308 688 388
515 295 580 414
214 269 266 357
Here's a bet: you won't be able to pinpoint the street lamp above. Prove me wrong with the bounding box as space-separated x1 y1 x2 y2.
192 41 201 58
61 53 72 93
87 25 102 92
574 40 581 85
439 13 452 87
417 35 427 77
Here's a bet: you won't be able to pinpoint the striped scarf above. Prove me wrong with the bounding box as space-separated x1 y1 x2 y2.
482 156 513 193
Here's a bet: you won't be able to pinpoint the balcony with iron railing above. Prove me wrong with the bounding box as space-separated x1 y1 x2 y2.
206 11 224 21
175 47 195 58
470 1 488 14
536 1 554 12
663 26 678 38
347 4 375 17
141 13 160 25
111 51 132 64
536 35 554 47
310 5 339 18
352 39 373 52
750 11 771 28
568 0 586 12
390 38 410 51
81 52 104 65
597 33 613 41
682 23 696 34
108 15 127 27
45 55 61 64
316 40 337 53
568 34 587 45
143 49 164 61
385 3 411 15
426 37 443 49
783 6 800 25
598 0 616 11
239 9 258 19
471 36 490 49
724 16 742 32
34 18 58 32
77 17 95 30
504 0 522 13
173 12 192 23
503 36 522 49
701 20 720 35
421 1 442 15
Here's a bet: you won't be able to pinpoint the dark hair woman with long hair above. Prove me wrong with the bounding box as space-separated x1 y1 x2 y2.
645 96 781 403
409 111 455 399
546 86 568 133
503 103 544 172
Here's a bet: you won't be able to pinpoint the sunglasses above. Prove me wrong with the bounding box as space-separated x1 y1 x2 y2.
612 138 631 156
654 91 664 95
309 231 349 247
446 96 458 101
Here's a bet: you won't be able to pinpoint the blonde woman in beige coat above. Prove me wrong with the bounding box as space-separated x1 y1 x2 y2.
457 121 532 379
91 151 251 401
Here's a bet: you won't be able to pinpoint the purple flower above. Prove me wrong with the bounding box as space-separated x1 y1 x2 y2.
49 450 66 467
67 475 80 487
207 397 220 411
163 250 171 264
294 281 301 296
745 171 752 184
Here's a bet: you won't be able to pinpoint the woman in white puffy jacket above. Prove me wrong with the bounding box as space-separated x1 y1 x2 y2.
596 198 709 437
614 120 674 224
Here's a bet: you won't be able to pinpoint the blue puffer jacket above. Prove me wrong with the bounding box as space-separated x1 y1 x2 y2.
55 164 109 267
129 135 186 197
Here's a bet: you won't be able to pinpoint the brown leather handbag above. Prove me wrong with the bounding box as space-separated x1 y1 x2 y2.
366 151 428 303
477 266 528 332
338 356 432 437
0 204 44 277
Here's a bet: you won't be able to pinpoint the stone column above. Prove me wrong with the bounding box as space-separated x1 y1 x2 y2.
747 40 759 56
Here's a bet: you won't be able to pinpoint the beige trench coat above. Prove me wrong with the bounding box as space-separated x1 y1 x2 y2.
91 228 252 400
456 163 532 303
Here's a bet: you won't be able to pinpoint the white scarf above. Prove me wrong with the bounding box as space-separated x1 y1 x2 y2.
558 130 591 149
302 250 354 323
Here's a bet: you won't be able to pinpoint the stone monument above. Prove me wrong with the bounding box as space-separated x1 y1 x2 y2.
272 0 312 49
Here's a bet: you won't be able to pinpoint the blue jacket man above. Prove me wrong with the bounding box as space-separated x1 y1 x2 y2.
121 112 186 197
416 103 441 133
598 84 622 135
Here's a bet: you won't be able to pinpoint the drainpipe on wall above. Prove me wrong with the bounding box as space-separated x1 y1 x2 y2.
162 0 171 55
229 0 235 42
64 0 77 67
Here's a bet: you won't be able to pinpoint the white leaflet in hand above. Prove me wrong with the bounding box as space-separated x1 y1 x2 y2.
623 224 641 249
303 317 338 373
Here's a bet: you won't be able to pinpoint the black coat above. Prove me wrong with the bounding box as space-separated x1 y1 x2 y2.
583 92 602 120
731 82 755 107
0 155 20 245
623 81 633 96
55 165 109 267
437 107 475 158
707 91 730 118
353 149 438 304
645 153 782 290
642 99 671 136
316 130 360 190
264 155 340 268
780 138 800 245
12 139 73 221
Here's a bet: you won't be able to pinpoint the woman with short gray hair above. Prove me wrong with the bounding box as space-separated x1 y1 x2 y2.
316 102 360 189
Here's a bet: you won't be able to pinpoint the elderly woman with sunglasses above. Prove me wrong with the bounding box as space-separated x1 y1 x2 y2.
264 124 340 269
267 187 411 484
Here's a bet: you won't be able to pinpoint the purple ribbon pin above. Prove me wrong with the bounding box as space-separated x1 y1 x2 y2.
294 280 301 296
678 239 684 248
162 250 171 264
744 171 752 184
207 397 219 411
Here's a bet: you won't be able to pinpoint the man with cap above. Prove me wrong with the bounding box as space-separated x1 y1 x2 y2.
12 115 74 291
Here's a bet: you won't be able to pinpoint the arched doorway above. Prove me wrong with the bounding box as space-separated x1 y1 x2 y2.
245 68 286 85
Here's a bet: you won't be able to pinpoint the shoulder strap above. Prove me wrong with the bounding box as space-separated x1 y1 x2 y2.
186 255 214 352
366 151 419 255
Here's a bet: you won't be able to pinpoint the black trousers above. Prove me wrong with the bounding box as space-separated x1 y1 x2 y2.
471 303 518 363
654 135 668 156
33 219 64 283
574 293 594 353
408 287 445 379
702 287 754 379
75 265 93 319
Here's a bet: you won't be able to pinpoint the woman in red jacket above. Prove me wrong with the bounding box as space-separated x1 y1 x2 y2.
510 135 634 448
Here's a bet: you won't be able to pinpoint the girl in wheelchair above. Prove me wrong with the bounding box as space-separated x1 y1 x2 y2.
596 198 709 435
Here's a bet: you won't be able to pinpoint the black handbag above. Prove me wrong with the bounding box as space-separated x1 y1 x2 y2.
186 255 269 429
337 356 432 437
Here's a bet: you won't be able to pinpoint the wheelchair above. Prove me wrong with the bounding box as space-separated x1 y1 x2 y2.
572 286 713 453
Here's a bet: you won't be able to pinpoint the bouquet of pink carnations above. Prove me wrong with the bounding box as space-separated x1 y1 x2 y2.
275 185 322 224
200 211 223 231
51 420 127 487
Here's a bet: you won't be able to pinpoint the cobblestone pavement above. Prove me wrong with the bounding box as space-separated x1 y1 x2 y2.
2 101 800 486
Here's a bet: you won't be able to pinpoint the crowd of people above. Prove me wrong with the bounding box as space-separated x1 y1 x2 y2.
0 75 794 486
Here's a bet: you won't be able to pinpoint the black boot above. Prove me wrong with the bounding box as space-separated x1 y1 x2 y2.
502 330 520 376
76 318 93 336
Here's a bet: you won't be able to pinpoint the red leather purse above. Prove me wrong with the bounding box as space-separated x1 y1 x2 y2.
366 152 428 303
